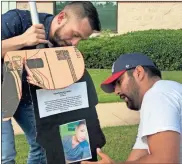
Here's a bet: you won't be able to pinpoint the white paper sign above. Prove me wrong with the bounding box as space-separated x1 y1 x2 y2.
36 82 89 118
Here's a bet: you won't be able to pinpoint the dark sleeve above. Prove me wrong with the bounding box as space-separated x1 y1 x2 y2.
1 9 23 40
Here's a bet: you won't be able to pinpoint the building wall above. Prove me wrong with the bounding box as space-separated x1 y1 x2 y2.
1 2 16 14
4 1 182 34
16 2 54 14
117 2 182 34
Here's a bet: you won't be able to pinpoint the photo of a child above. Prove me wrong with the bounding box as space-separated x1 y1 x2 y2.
60 119 92 163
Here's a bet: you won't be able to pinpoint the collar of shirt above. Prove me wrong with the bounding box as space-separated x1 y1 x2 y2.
44 15 54 40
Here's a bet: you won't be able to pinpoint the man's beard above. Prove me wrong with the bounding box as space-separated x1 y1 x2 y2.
125 93 139 111
121 78 141 111
51 26 72 47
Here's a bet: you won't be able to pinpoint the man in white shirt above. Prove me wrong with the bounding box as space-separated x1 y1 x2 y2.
82 53 182 164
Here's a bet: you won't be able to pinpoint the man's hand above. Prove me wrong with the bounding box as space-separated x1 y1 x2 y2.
23 58 35 84
21 24 48 47
2 24 48 58
81 148 115 164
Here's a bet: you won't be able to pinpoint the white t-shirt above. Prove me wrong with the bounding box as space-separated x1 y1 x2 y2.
133 80 182 163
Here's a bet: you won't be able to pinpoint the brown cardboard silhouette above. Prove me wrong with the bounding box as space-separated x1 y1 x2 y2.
2 46 85 120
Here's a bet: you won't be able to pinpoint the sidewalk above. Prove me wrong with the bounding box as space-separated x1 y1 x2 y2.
12 102 140 135
97 102 140 127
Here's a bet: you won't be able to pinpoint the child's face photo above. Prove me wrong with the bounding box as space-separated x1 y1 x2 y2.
60 119 92 163
75 123 87 142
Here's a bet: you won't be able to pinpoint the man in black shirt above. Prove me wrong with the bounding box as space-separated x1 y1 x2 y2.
2 2 105 164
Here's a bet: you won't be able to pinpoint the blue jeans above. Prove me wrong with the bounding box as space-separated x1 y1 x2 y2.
2 103 47 164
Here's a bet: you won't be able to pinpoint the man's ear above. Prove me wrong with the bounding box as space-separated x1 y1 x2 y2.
57 11 67 24
133 65 145 82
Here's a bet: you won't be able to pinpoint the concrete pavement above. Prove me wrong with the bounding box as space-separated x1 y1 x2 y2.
97 102 140 127
12 102 140 135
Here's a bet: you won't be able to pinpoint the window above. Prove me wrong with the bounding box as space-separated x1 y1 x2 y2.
1 2 16 14
92 2 117 31
55 1 117 31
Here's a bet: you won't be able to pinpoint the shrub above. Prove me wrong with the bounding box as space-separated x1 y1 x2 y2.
78 29 182 71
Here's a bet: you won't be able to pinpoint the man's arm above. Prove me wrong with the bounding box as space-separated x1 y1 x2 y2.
2 35 26 58
2 24 48 58
2 10 48 58
119 131 180 163
126 149 148 161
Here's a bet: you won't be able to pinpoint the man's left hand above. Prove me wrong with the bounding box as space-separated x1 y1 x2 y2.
81 148 115 164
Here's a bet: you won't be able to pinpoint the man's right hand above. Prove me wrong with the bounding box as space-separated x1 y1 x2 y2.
21 24 48 47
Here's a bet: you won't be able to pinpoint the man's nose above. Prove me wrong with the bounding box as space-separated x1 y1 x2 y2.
71 38 81 46
114 85 120 96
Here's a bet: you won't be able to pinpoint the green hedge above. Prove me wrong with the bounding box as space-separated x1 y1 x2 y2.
78 29 182 71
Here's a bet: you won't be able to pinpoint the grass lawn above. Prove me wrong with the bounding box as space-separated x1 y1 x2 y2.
15 125 138 163
88 69 182 103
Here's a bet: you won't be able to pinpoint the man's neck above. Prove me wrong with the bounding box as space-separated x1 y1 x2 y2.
147 77 161 90
141 77 161 98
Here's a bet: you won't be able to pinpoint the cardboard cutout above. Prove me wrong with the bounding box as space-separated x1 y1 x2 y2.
2 46 84 120
29 69 106 164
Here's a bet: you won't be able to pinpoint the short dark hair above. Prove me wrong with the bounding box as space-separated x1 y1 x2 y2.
77 120 86 127
127 66 162 79
143 66 162 78
65 1 101 31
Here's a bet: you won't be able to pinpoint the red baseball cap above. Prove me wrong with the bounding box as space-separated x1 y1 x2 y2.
101 53 157 93
101 70 126 93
